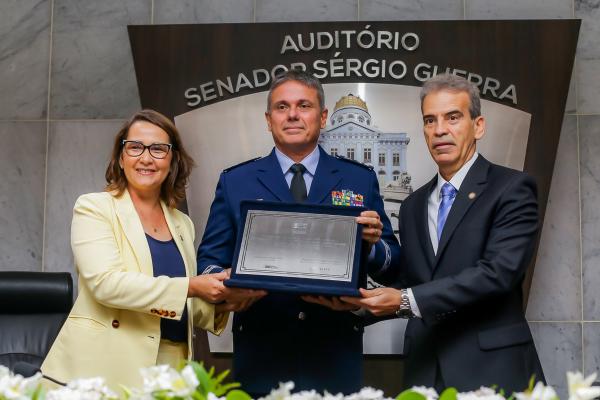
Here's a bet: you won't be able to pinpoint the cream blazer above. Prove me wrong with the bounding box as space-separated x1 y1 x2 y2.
42 190 227 390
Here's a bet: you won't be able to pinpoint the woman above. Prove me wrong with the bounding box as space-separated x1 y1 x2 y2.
42 110 263 390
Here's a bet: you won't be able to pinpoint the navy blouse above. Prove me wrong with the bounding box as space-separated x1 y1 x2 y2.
146 234 188 343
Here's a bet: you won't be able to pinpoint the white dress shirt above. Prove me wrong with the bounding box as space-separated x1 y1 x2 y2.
274 145 319 193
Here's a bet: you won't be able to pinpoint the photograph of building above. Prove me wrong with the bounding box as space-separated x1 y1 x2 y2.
319 93 413 203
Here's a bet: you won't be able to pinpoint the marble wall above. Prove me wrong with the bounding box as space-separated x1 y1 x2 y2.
0 0 596 396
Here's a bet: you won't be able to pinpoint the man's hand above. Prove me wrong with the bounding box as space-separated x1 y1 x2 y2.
340 288 402 316
220 268 267 311
301 295 360 311
216 289 267 313
356 210 383 246
224 287 267 304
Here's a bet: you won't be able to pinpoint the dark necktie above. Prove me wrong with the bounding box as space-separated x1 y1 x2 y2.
290 163 307 203
437 182 457 240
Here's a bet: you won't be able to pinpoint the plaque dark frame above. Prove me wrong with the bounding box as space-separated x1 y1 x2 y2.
225 200 366 296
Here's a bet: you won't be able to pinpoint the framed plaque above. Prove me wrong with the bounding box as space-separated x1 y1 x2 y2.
224 200 366 296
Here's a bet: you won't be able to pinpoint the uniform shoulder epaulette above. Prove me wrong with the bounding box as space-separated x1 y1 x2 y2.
335 155 374 170
223 157 262 173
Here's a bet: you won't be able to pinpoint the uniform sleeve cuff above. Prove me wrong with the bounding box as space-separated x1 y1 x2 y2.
202 265 224 274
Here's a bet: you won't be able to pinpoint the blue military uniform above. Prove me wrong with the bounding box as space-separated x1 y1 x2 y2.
197 146 400 395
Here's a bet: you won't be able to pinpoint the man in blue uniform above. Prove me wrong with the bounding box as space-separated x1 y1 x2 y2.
197 70 400 396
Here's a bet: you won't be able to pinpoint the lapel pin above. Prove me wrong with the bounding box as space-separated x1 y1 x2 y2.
468 192 476 200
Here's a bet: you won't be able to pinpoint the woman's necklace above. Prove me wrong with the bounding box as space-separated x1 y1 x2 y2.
148 209 164 233
136 202 164 234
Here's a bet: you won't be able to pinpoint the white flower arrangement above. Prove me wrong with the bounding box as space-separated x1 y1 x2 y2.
1 363 600 400
514 382 559 400
45 377 118 400
406 386 438 400
567 372 600 400
457 387 511 400
0 365 42 400
131 364 200 398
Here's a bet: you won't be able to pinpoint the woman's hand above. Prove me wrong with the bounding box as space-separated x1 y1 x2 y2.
189 271 267 309
188 272 229 303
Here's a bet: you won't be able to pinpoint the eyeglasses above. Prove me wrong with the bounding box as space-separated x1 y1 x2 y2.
122 140 172 159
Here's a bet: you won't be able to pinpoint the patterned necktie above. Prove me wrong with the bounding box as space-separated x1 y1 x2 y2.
290 163 307 203
437 182 457 240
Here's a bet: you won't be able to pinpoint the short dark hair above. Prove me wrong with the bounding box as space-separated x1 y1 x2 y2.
105 109 195 207
266 69 325 112
420 73 481 119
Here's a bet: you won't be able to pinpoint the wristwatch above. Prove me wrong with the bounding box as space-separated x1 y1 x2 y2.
395 288 415 319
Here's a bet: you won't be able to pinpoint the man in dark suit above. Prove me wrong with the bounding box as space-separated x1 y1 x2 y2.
342 73 545 393
197 70 400 396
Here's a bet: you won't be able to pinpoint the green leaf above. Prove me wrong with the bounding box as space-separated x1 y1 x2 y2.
226 389 253 400
215 369 231 384
192 364 213 395
152 389 172 400
396 389 427 400
439 387 458 400
214 382 242 396
528 375 537 392
119 384 132 400
213 384 235 396
30 385 44 400
181 361 246 399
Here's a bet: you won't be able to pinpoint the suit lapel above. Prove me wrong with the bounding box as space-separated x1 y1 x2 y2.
434 156 490 265
114 190 154 276
256 149 295 202
307 147 342 204
417 176 437 270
